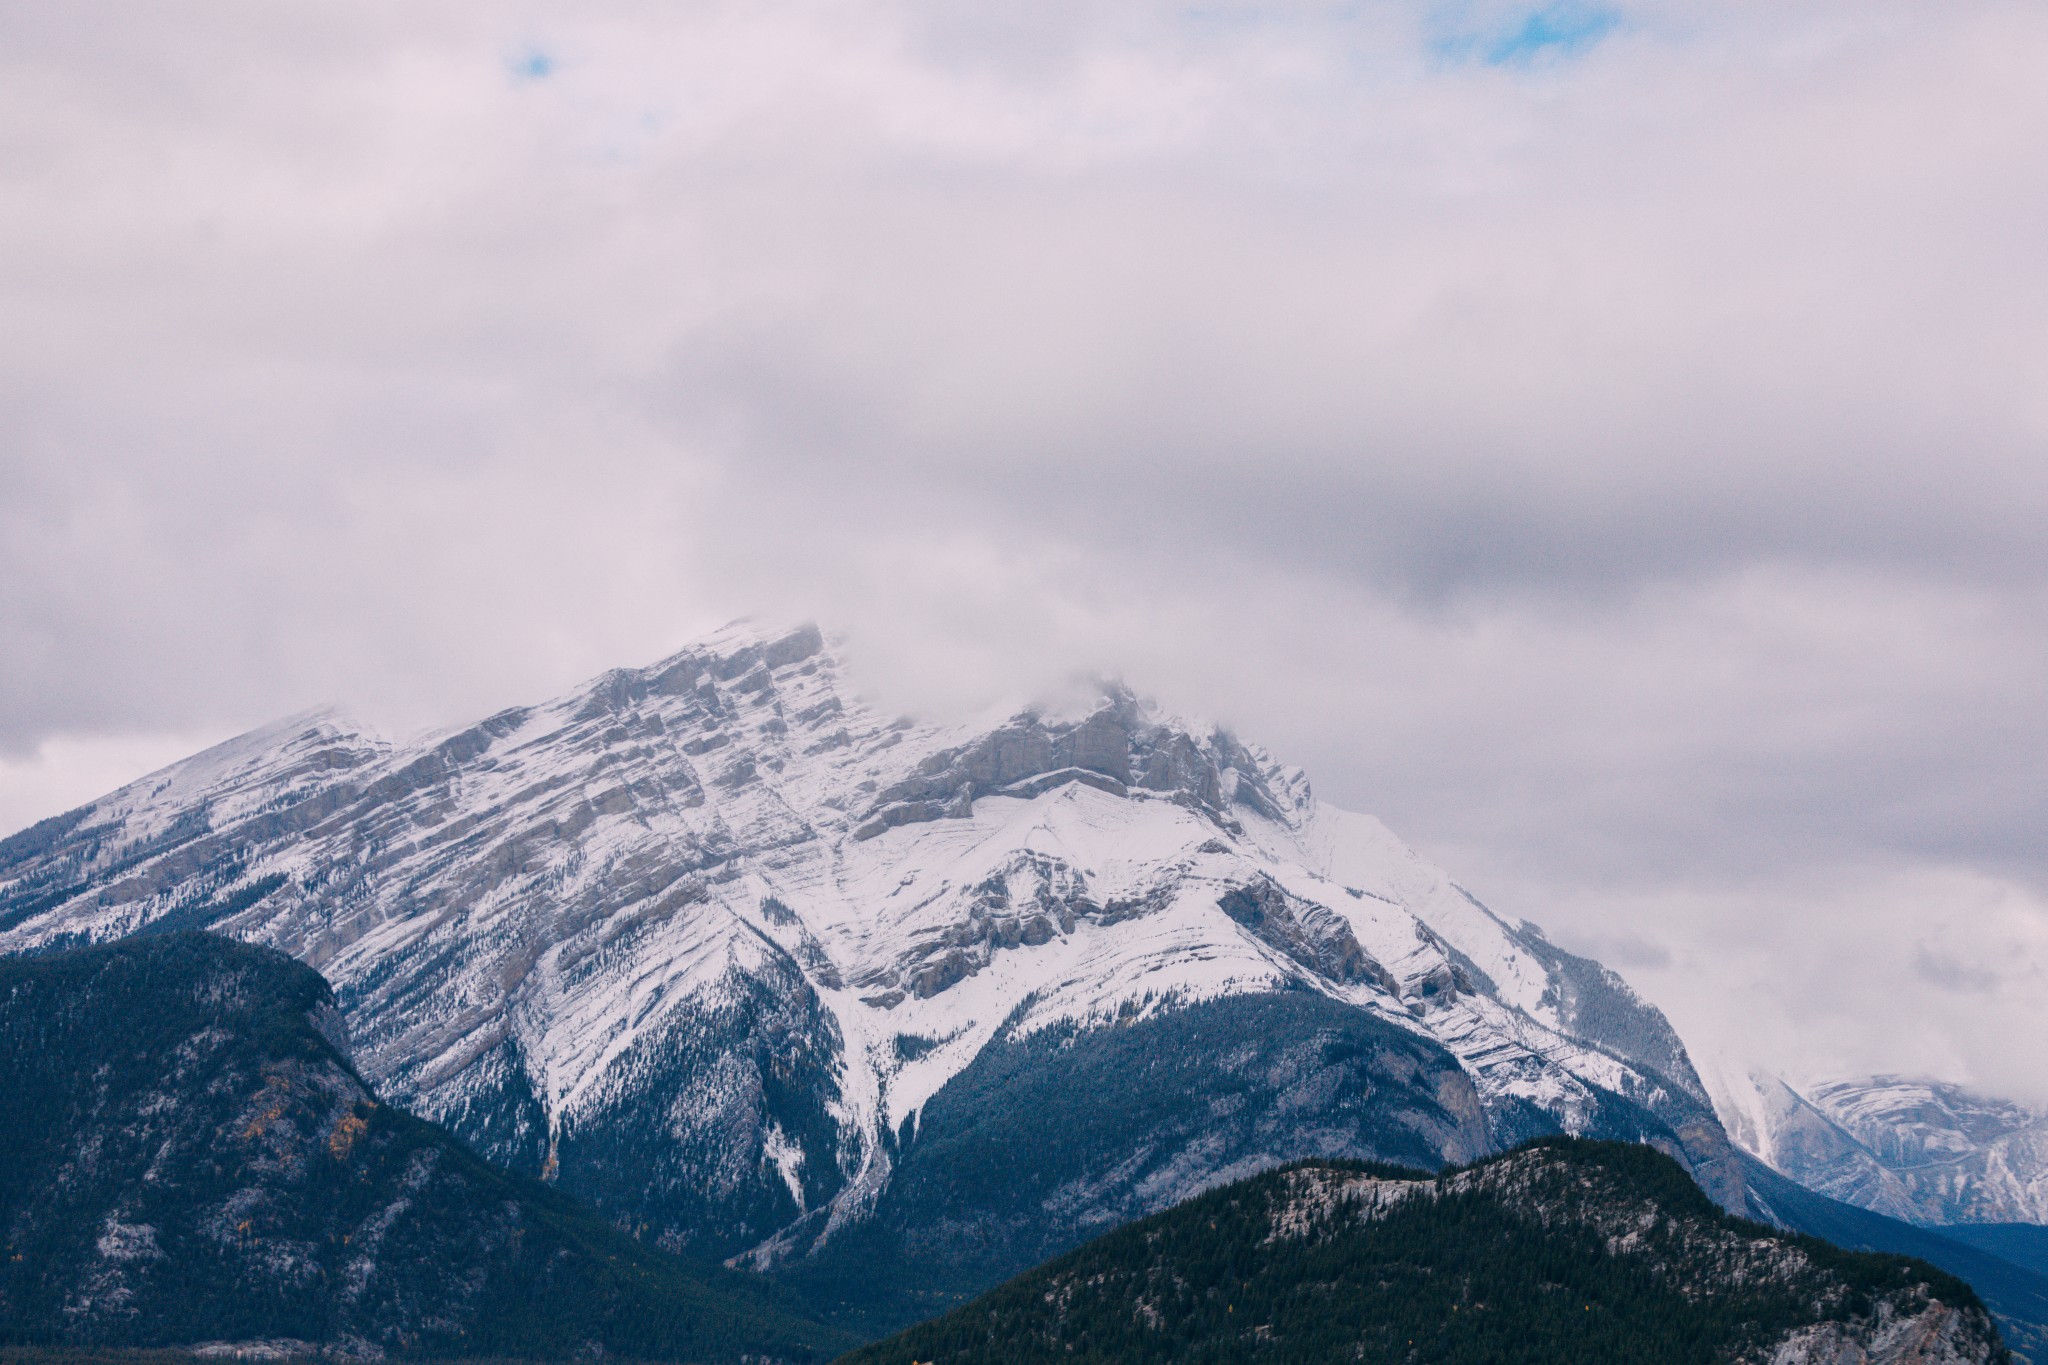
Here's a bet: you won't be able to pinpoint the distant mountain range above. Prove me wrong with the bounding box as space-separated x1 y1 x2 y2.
1714 1070 2048 1226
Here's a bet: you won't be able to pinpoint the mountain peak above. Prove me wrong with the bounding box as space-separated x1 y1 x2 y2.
662 617 830 670
0 618 1737 1324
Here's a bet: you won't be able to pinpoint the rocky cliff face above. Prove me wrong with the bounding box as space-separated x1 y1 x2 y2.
0 621 1740 1324
0 933 846 1360
1768 1304 2007 1365
844 1139 2012 1365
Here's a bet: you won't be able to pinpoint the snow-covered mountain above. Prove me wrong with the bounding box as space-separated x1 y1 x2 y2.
0 621 1743 1323
1713 1069 2048 1226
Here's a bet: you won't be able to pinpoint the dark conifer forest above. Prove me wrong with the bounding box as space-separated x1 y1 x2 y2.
843 1141 2008 1365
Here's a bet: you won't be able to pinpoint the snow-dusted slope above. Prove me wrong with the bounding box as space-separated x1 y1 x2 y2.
0 622 1737 1284
1711 1069 2048 1226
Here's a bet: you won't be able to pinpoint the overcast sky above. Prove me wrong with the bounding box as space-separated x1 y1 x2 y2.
3 0 2045 1104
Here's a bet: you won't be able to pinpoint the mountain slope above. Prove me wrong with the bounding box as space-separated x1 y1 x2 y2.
1742 1156 2048 1362
0 933 848 1361
777 990 1495 1333
1939 1227 2048 1283
843 1138 2010 1365
0 622 1740 1322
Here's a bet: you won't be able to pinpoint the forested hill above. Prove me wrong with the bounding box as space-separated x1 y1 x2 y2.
841 1138 2010 1365
0 933 850 1362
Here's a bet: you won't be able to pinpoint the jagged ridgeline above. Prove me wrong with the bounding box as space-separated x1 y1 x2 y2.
0 933 849 1361
844 1139 2010 1365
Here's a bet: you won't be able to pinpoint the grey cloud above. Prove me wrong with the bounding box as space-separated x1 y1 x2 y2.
3 0 2048 1099
1584 935 1675 972
1912 945 2004 997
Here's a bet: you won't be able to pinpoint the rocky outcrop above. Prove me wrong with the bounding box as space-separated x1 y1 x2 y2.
1218 876 1396 991
853 686 1298 839
1769 1301 2000 1365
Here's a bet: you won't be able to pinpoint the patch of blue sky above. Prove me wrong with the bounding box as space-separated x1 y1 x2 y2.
1430 2 1621 68
1490 3 1618 61
507 47 556 84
